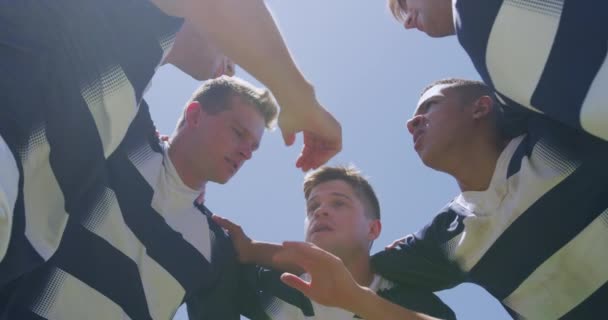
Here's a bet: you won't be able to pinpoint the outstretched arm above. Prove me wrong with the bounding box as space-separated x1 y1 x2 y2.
274 242 442 320
212 215 303 274
150 0 342 170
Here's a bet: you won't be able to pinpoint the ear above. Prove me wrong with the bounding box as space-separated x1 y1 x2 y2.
368 219 382 241
184 101 203 127
472 95 493 120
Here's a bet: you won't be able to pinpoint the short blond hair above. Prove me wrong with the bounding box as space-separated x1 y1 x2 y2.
388 0 407 22
177 76 278 129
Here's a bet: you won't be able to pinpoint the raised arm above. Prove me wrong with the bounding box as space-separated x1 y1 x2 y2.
150 0 342 170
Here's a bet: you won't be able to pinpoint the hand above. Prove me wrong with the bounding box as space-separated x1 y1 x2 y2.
385 236 408 250
276 94 342 171
212 215 254 263
155 130 170 142
213 56 235 78
272 241 361 310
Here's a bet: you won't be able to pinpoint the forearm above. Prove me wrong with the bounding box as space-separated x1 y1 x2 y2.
247 241 304 274
151 0 313 107
348 286 441 320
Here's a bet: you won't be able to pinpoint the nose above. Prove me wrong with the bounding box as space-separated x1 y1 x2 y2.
406 114 424 134
312 204 330 219
238 142 253 161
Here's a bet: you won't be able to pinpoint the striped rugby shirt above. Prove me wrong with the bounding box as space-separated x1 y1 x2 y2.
373 119 608 319
0 0 251 318
1 99 242 319
453 0 608 140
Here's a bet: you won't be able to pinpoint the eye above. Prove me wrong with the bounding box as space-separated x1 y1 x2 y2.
332 200 345 208
422 101 437 113
307 202 319 216
232 127 244 137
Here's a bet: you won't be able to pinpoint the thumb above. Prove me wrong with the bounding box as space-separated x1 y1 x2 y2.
280 273 310 295
281 128 296 146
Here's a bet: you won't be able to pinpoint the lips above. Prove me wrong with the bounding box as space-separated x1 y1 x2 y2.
224 157 238 171
310 223 334 234
413 131 424 149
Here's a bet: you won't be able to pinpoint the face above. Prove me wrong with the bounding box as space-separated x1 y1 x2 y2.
406 84 473 170
304 180 379 257
397 0 455 37
187 96 265 184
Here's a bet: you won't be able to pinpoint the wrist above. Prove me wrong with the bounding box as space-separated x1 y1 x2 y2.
273 79 316 111
239 240 259 264
342 284 374 314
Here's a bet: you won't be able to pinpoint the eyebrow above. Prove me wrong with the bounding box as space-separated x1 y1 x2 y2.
415 94 444 115
308 192 353 203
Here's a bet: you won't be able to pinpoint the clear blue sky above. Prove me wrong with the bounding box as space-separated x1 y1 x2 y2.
144 1 511 319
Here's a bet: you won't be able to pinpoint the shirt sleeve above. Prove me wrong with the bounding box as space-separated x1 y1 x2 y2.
371 205 468 292
238 266 310 320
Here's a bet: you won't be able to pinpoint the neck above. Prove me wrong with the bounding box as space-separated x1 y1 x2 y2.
339 252 375 287
449 137 508 192
167 138 206 190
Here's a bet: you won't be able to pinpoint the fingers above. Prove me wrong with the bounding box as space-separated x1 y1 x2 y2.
385 236 408 250
213 57 236 78
155 130 170 141
211 215 242 236
296 135 341 171
278 100 342 169
295 147 314 171
281 128 296 146
274 241 337 272
225 59 235 76
273 241 316 272
280 272 311 295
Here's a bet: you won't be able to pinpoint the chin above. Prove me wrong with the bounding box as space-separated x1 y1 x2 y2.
419 151 439 170
425 29 453 38
210 174 231 185
217 177 230 184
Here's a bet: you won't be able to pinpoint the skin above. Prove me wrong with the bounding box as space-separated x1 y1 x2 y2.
269 84 507 319
151 0 342 170
407 84 505 191
168 96 265 189
213 179 439 320
304 180 379 278
163 22 236 80
395 0 455 37
274 242 440 320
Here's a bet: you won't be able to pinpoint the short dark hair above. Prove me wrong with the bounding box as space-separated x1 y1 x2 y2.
421 78 527 140
303 165 380 220
420 78 493 104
